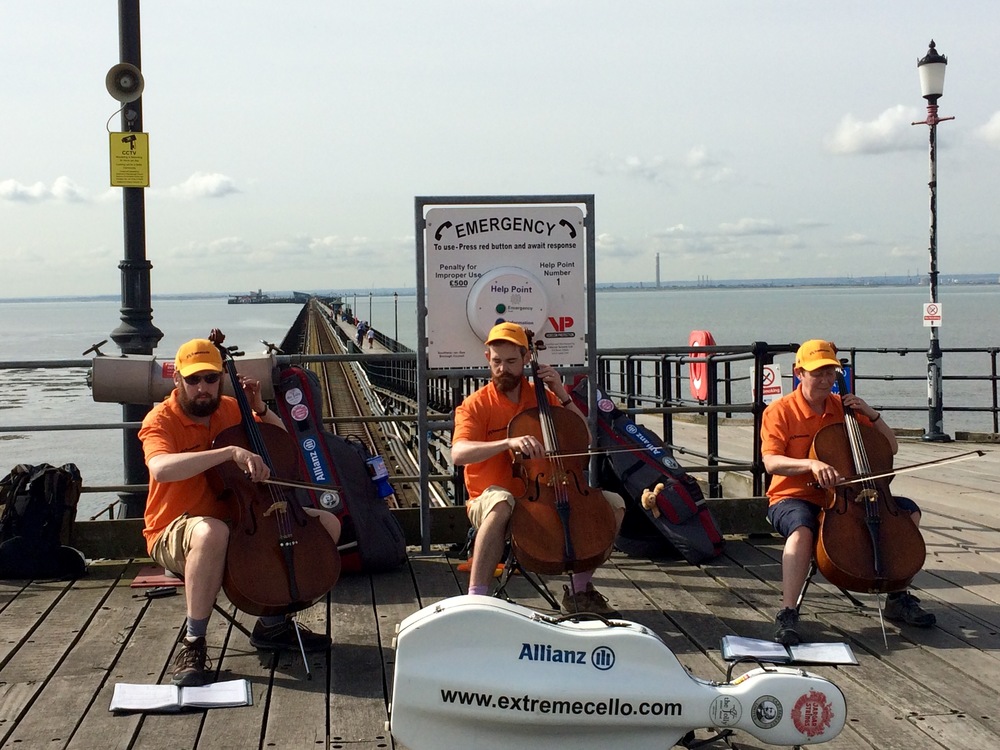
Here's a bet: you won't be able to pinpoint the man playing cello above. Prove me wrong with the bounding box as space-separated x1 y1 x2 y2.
761 339 936 646
451 322 626 616
140 339 342 687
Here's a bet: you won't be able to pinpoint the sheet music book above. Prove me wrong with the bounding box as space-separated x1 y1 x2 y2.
110 679 252 713
720 636 858 665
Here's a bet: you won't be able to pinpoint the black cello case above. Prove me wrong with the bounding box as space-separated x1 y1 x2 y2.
571 378 724 564
274 366 406 573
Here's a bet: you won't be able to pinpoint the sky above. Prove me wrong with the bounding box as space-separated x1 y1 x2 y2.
3 1 1000 298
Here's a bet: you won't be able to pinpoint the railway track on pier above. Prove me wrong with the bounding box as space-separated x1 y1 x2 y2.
301 303 428 508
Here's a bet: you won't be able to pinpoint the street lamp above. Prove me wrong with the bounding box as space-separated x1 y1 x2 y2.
369 291 373 325
912 40 954 442
393 291 399 348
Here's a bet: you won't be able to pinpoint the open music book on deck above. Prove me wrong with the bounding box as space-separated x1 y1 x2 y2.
110 678 252 713
720 636 858 665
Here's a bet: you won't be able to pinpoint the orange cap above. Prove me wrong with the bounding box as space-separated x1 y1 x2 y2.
794 339 840 371
174 338 223 377
485 321 529 349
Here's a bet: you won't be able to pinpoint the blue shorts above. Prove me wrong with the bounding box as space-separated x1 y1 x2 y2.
767 496 920 539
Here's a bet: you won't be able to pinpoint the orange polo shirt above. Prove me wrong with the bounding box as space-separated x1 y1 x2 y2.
138 391 245 552
452 377 562 502
760 385 875 507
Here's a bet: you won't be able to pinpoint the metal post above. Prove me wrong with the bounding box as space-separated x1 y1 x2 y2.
369 291 373 325
925 111 949 441
394 291 399 348
913 41 954 442
110 0 164 517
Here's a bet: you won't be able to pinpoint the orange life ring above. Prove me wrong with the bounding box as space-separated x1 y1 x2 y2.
688 330 716 401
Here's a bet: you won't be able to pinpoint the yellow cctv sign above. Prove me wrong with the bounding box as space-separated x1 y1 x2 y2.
109 131 149 187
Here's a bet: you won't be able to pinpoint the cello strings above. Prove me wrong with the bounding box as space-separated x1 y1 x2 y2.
221 346 295 539
844 403 882 522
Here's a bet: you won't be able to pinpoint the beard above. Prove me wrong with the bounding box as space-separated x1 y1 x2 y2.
492 372 521 393
178 386 221 418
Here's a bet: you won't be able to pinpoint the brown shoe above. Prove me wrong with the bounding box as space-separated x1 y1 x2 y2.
172 636 211 687
884 592 936 627
561 583 620 618
251 617 331 652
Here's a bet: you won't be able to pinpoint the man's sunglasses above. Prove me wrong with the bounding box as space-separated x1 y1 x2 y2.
182 372 222 386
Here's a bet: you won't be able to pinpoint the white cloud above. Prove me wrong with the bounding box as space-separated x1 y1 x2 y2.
685 146 735 183
718 218 780 236
975 112 1000 148
594 148 735 187
0 177 87 203
620 154 670 184
50 176 87 203
168 172 240 199
825 105 923 155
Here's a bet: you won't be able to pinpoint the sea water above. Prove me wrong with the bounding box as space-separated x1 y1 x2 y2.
2 285 999 518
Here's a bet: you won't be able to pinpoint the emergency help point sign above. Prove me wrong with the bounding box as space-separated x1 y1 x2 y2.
424 204 587 368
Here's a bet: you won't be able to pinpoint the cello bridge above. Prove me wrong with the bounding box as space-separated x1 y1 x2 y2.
856 489 879 504
264 501 288 517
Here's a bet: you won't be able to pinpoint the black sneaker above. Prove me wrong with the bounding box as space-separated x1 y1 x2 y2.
774 607 801 646
172 636 210 687
250 617 331 652
884 592 936 627
561 583 621 618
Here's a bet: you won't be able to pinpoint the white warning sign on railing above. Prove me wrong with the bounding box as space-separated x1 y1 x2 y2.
752 363 783 404
923 302 942 327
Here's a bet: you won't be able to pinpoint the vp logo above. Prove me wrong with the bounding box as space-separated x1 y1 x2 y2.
548 316 574 332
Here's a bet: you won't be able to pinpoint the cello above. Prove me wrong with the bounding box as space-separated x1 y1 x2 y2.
207 329 341 616
508 333 616 575
812 370 925 593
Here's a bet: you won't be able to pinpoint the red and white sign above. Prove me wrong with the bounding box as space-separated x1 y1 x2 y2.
751 363 783 404
923 302 942 327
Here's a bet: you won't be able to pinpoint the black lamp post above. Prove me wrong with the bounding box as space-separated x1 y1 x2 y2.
393 291 399 347
110 0 164 518
912 40 954 442
369 291 373 325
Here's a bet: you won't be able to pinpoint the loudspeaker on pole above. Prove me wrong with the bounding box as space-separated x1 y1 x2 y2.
105 63 145 103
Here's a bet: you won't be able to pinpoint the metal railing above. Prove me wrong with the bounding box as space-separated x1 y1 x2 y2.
4 341 1000 514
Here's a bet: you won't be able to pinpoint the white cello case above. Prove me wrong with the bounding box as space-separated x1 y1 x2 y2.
390 596 845 749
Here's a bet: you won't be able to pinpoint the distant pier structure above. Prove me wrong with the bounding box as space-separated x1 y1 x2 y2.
228 289 313 304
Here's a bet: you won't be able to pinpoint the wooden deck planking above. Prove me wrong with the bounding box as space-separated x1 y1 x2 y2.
2 449 1000 750
743 538 1000 748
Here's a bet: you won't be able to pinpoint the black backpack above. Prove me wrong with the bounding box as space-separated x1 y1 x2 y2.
274 366 407 573
0 463 87 580
570 379 725 564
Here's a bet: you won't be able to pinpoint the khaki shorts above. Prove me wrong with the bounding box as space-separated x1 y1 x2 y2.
467 486 625 529
149 514 215 577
